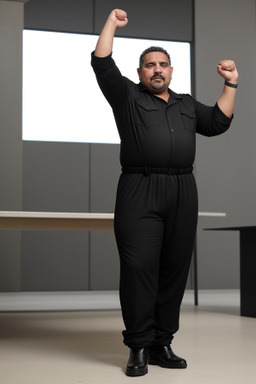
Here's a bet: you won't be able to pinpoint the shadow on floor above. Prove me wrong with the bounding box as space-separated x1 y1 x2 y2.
0 310 127 370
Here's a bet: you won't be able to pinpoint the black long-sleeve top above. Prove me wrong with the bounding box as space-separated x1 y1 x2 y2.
91 52 233 169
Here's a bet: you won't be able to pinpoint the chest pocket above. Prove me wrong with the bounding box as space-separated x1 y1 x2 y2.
135 98 160 127
180 109 197 133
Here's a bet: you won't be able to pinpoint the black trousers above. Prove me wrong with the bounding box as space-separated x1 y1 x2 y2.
114 172 198 348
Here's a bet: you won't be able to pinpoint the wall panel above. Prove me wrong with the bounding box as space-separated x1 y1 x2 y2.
24 0 94 33
22 141 90 290
94 0 193 41
90 143 120 290
0 1 24 291
194 0 256 288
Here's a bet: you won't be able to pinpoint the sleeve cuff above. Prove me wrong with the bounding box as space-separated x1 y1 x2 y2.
215 102 234 123
91 51 114 71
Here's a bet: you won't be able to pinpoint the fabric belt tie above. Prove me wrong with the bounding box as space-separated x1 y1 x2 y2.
122 166 193 176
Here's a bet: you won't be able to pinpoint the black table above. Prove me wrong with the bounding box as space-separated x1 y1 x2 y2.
205 226 256 318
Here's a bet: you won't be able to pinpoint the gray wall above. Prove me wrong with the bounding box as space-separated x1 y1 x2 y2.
195 0 256 288
0 0 24 291
0 0 255 292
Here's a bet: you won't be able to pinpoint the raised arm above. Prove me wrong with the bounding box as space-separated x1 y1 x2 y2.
94 9 128 58
217 60 239 118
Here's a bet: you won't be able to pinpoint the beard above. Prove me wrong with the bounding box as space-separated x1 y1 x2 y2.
150 74 166 90
150 81 166 90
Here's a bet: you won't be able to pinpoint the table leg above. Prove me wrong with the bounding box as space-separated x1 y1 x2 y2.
193 238 199 305
240 229 256 317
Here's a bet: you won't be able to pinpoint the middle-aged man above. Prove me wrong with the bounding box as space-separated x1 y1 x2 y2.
91 9 238 378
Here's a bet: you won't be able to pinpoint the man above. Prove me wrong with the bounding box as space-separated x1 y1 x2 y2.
91 9 238 377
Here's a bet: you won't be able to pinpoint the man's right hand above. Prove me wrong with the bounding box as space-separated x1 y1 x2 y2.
94 9 128 58
108 9 128 29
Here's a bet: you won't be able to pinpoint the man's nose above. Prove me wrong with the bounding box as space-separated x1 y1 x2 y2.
155 65 162 73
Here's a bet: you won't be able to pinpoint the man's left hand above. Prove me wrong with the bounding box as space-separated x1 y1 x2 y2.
217 60 239 83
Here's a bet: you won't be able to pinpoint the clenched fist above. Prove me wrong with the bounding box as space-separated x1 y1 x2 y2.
108 9 128 29
217 60 239 83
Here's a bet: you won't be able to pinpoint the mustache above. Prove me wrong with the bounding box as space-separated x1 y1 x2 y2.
150 74 165 81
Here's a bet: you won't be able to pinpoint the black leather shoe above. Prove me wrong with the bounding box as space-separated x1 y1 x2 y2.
149 345 187 369
126 347 149 377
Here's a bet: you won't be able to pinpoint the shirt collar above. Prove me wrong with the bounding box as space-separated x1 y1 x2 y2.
138 82 184 101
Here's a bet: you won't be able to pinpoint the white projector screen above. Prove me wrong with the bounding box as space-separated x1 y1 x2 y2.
22 30 191 144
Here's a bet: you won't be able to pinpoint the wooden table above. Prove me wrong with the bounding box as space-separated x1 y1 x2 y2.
0 211 225 231
0 211 226 307
0 211 114 231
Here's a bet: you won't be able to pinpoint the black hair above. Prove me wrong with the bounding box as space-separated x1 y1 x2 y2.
139 46 171 68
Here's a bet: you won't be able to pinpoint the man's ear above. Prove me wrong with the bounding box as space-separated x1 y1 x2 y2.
171 67 174 79
137 68 141 78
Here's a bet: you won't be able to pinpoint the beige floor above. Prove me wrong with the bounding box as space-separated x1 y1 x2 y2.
0 291 256 384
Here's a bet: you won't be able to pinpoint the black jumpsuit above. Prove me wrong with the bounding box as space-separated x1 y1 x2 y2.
91 52 233 348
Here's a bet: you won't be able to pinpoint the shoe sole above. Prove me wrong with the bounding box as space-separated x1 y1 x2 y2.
126 367 148 377
149 359 187 369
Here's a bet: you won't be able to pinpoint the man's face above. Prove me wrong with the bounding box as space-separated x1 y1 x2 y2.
137 51 173 94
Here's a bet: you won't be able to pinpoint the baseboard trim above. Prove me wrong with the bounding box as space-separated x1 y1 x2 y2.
0 289 239 312
0 291 121 312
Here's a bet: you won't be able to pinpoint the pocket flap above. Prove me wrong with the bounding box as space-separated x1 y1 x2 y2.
135 98 159 112
180 110 196 119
